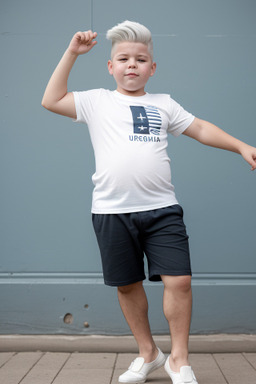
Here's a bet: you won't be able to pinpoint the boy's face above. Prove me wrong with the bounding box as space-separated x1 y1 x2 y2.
108 41 156 96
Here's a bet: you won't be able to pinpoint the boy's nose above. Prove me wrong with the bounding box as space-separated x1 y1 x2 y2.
128 59 137 68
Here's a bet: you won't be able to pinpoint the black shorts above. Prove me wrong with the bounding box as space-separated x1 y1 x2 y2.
92 205 191 286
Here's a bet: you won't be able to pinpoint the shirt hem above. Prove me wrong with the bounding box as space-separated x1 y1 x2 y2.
91 200 179 214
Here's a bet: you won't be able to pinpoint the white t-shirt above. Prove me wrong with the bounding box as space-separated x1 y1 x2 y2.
73 89 195 213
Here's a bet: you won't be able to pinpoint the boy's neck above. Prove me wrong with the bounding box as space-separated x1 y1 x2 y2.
116 88 146 97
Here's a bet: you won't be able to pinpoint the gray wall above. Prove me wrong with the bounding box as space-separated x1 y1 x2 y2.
1 0 256 335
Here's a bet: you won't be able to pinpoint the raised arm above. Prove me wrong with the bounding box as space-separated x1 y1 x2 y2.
183 117 256 171
41 30 97 119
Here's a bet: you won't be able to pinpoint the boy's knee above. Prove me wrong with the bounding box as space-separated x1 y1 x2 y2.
177 276 192 293
117 281 143 294
162 275 191 293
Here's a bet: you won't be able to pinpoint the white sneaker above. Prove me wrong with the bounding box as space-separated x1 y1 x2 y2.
164 355 198 384
118 347 166 383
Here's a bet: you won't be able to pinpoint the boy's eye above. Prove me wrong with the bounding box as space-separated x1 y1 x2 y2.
118 58 146 62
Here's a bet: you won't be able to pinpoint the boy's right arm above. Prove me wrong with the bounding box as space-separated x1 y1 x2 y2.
41 30 97 119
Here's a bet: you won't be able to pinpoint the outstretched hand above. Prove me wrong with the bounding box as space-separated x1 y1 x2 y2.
68 30 97 56
240 144 256 171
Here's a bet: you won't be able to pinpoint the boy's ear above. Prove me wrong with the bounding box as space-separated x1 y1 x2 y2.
150 62 157 77
108 60 113 75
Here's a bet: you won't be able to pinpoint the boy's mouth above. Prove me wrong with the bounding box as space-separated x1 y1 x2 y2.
126 73 139 77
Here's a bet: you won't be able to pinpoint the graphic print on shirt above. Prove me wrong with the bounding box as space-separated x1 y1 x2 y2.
130 106 162 136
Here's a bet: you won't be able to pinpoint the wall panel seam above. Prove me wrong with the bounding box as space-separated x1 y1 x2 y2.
0 272 255 286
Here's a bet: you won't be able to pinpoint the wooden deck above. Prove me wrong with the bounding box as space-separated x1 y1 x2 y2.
1 352 256 384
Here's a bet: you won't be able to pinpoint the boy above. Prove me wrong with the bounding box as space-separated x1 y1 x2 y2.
42 21 256 384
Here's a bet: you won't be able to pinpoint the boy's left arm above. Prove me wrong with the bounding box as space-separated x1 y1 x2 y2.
183 118 256 171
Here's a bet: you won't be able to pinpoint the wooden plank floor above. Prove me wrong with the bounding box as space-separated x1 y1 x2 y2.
0 352 256 384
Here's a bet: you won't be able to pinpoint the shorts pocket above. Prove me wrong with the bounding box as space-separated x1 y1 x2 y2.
177 205 184 216
92 214 102 233
166 204 184 217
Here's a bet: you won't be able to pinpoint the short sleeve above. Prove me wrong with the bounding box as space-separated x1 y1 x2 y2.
167 96 195 137
73 89 102 124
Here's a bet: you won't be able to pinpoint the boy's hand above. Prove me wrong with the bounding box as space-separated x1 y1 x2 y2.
240 144 256 171
68 30 97 56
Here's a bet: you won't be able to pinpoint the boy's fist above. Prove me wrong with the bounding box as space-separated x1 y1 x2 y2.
68 30 97 55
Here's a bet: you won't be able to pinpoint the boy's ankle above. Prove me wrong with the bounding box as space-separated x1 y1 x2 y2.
169 353 190 372
139 345 159 363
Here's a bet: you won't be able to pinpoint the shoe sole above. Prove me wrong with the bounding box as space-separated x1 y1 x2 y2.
118 381 146 384
118 351 166 384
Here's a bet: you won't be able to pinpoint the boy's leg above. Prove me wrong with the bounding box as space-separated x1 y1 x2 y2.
161 274 192 372
117 280 159 363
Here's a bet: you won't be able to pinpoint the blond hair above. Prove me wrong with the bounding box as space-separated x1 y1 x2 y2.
106 20 153 59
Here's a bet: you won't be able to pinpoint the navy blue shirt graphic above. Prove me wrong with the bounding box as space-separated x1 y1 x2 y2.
130 106 161 135
130 106 150 134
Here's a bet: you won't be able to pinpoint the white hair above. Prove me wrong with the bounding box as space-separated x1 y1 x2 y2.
106 20 153 59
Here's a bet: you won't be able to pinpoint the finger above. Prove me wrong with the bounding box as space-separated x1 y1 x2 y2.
83 30 92 41
250 159 256 171
75 31 87 45
76 31 84 40
84 30 97 44
251 154 256 171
